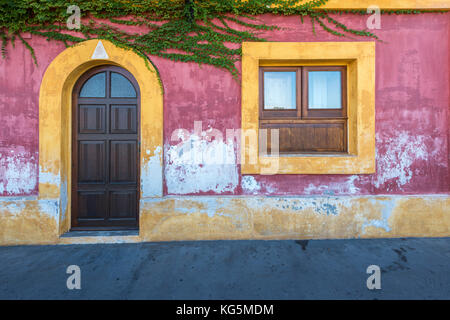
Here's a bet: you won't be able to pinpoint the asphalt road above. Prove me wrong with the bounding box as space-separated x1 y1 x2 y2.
0 238 449 299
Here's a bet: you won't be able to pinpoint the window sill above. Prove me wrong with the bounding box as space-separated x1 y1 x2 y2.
261 153 355 158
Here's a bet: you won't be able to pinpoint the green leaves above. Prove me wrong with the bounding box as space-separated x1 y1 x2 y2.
18 34 37 65
1 32 7 59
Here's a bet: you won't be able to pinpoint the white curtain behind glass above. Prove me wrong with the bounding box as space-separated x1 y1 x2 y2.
264 72 296 110
308 71 341 109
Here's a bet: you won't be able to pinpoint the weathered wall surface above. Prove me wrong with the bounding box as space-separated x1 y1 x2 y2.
0 36 63 196
158 13 450 196
0 13 449 245
139 195 450 241
1 195 448 245
160 13 450 196
3 14 447 197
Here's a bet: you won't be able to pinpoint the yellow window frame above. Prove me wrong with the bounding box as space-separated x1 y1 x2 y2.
241 41 375 175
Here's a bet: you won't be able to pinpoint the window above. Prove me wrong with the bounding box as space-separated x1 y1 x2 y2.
241 41 375 175
260 66 347 154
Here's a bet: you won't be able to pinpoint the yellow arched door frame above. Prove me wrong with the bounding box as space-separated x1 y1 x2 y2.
39 40 163 235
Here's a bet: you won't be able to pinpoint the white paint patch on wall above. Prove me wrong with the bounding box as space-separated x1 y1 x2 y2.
373 131 429 190
361 199 395 233
0 201 26 215
142 197 249 230
141 146 163 197
241 176 261 194
39 167 61 186
245 196 355 216
0 151 37 195
38 199 60 221
0 199 58 222
165 135 238 194
172 197 232 218
60 180 68 220
303 175 361 195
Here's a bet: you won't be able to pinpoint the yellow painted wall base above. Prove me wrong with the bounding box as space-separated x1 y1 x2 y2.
0 199 59 245
0 195 448 245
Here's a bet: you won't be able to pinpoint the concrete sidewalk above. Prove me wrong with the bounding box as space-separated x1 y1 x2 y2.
0 238 449 299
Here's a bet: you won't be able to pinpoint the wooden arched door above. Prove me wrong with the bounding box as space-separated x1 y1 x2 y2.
71 65 140 230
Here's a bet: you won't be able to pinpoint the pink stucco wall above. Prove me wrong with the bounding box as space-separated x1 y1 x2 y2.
0 13 449 197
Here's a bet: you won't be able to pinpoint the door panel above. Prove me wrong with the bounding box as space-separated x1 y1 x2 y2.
110 141 137 184
72 65 140 230
110 105 137 134
79 105 106 134
110 191 137 219
78 141 106 183
77 191 107 219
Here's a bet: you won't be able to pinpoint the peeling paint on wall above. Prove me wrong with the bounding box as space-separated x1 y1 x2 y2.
0 150 38 196
136 195 450 243
362 199 395 233
267 197 353 216
141 146 163 197
0 200 26 215
0 195 448 245
304 175 362 196
60 179 68 220
0 199 58 220
38 168 60 186
374 131 430 190
165 133 238 194
0 199 59 245
241 176 261 194
37 199 59 221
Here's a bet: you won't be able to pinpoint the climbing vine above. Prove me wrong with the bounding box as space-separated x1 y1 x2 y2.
0 0 444 78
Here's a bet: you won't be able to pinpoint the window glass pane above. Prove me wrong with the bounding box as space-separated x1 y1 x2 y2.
308 71 342 109
111 72 137 98
80 72 106 97
264 72 296 110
